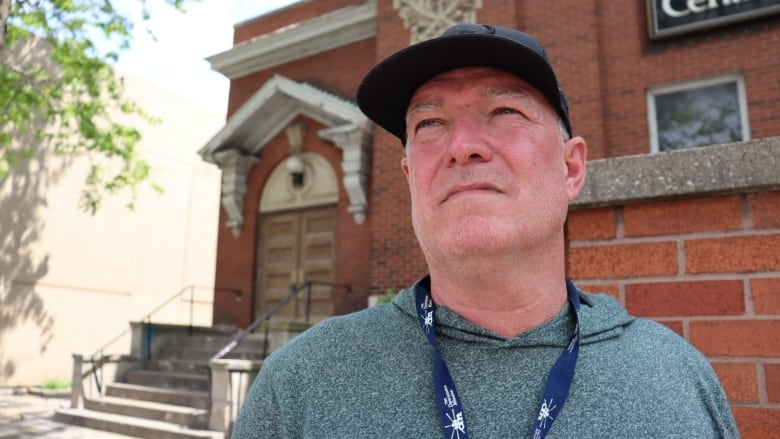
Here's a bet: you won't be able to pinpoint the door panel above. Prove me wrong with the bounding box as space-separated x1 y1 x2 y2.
256 206 336 323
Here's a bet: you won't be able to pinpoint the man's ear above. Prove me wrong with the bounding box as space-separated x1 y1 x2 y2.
563 136 587 202
401 156 410 180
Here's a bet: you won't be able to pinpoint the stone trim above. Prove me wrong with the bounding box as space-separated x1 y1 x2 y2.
571 137 780 209
213 150 259 237
394 0 482 44
200 75 373 231
207 1 377 79
199 75 368 161
319 124 373 224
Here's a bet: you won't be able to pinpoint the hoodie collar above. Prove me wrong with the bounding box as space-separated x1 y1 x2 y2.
393 277 634 348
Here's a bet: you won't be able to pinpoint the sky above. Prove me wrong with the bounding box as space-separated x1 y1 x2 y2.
114 0 299 111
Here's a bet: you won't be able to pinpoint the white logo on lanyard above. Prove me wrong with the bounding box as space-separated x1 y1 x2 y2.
537 398 557 428
446 409 466 439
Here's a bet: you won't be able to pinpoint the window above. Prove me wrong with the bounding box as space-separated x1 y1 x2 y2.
647 74 750 152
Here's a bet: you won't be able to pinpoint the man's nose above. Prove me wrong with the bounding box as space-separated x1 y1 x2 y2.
446 115 493 165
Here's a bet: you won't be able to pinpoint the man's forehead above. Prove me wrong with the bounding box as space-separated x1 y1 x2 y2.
406 68 541 115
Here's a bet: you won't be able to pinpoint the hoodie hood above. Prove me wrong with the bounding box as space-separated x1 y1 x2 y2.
392 278 634 348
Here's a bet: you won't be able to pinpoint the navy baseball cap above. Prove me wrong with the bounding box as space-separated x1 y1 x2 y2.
356 23 572 144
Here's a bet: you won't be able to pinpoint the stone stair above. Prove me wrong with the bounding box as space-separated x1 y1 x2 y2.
55 330 267 439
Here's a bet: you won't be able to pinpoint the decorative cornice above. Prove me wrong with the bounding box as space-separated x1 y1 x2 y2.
207 1 377 79
394 0 482 44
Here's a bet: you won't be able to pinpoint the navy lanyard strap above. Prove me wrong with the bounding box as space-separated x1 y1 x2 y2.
415 279 581 439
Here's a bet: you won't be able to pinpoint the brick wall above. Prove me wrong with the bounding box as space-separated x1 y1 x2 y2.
509 1 780 159
232 0 363 45
368 1 428 291
568 140 780 438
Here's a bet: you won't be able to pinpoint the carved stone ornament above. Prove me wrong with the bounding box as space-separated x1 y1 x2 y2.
318 124 373 224
212 150 259 237
394 0 483 44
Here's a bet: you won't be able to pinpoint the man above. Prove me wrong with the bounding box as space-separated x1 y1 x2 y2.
233 24 738 438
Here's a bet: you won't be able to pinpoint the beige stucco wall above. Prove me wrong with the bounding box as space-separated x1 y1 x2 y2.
0 73 224 386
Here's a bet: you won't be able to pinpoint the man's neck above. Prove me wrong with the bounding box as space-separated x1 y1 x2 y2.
426 253 568 338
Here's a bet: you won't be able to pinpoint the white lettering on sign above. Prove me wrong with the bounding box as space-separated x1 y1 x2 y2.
662 0 751 18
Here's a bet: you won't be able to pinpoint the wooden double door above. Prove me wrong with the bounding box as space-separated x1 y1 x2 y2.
256 206 336 323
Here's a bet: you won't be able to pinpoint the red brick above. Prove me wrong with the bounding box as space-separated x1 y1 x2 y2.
685 234 780 274
567 242 678 279
233 0 362 44
711 362 759 403
752 278 780 315
580 283 620 300
749 191 780 229
767 364 780 403
658 320 684 337
566 208 616 240
732 407 780 439
625 281 744 317
624 197 742 237
690 320 780 357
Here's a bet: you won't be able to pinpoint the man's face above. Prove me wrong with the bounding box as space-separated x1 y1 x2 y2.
401 67 586 266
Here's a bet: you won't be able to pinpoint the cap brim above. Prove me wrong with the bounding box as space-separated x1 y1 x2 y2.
357 33 564 143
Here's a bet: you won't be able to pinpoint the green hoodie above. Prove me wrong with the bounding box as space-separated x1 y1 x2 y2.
233 282 738 438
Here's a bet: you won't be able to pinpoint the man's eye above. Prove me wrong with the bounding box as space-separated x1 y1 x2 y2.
493 107 519 116
416 119 441 130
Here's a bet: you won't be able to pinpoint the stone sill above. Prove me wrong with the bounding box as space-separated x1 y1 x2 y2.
570 137 780 209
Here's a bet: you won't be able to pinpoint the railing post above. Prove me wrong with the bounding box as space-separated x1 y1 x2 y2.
70 354 84 409
209 359 263 433
208 359 232 432
189 285 195 336
305 281 312 324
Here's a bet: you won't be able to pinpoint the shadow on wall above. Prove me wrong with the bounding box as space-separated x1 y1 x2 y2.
0 129 76 381
0 142 61 382
0 37 74 382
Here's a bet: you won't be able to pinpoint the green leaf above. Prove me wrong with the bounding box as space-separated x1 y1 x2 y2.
1 0 200 213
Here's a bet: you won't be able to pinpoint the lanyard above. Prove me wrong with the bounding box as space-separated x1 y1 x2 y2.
414 278 581 439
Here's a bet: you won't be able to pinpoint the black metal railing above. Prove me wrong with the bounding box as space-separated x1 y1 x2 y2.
73 285 240 404
210 280 350 434
211 281 350 361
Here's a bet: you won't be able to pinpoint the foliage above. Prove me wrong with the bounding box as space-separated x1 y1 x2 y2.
41 378 71 390
0 0 194 213
374 288 397 306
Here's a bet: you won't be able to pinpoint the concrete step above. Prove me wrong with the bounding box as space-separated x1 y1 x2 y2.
85 396 208 428
124 370 209 392
106 383 209 409
157 333 266 354
144 358 211 375
175 335 232 349
159 348 265 362
153 334 266 360
55 408 223 439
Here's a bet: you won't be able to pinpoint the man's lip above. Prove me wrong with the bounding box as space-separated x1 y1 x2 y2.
444 183 502 201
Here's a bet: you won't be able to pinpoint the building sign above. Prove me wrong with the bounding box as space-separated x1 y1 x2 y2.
648 0 780 39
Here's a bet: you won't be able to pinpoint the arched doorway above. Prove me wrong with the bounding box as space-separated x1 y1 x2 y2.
255 152 338 323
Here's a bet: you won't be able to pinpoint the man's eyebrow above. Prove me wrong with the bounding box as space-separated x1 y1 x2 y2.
405 98 442 122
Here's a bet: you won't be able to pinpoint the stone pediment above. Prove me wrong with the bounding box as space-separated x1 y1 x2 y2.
199 75 368 161
199 75 372 235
